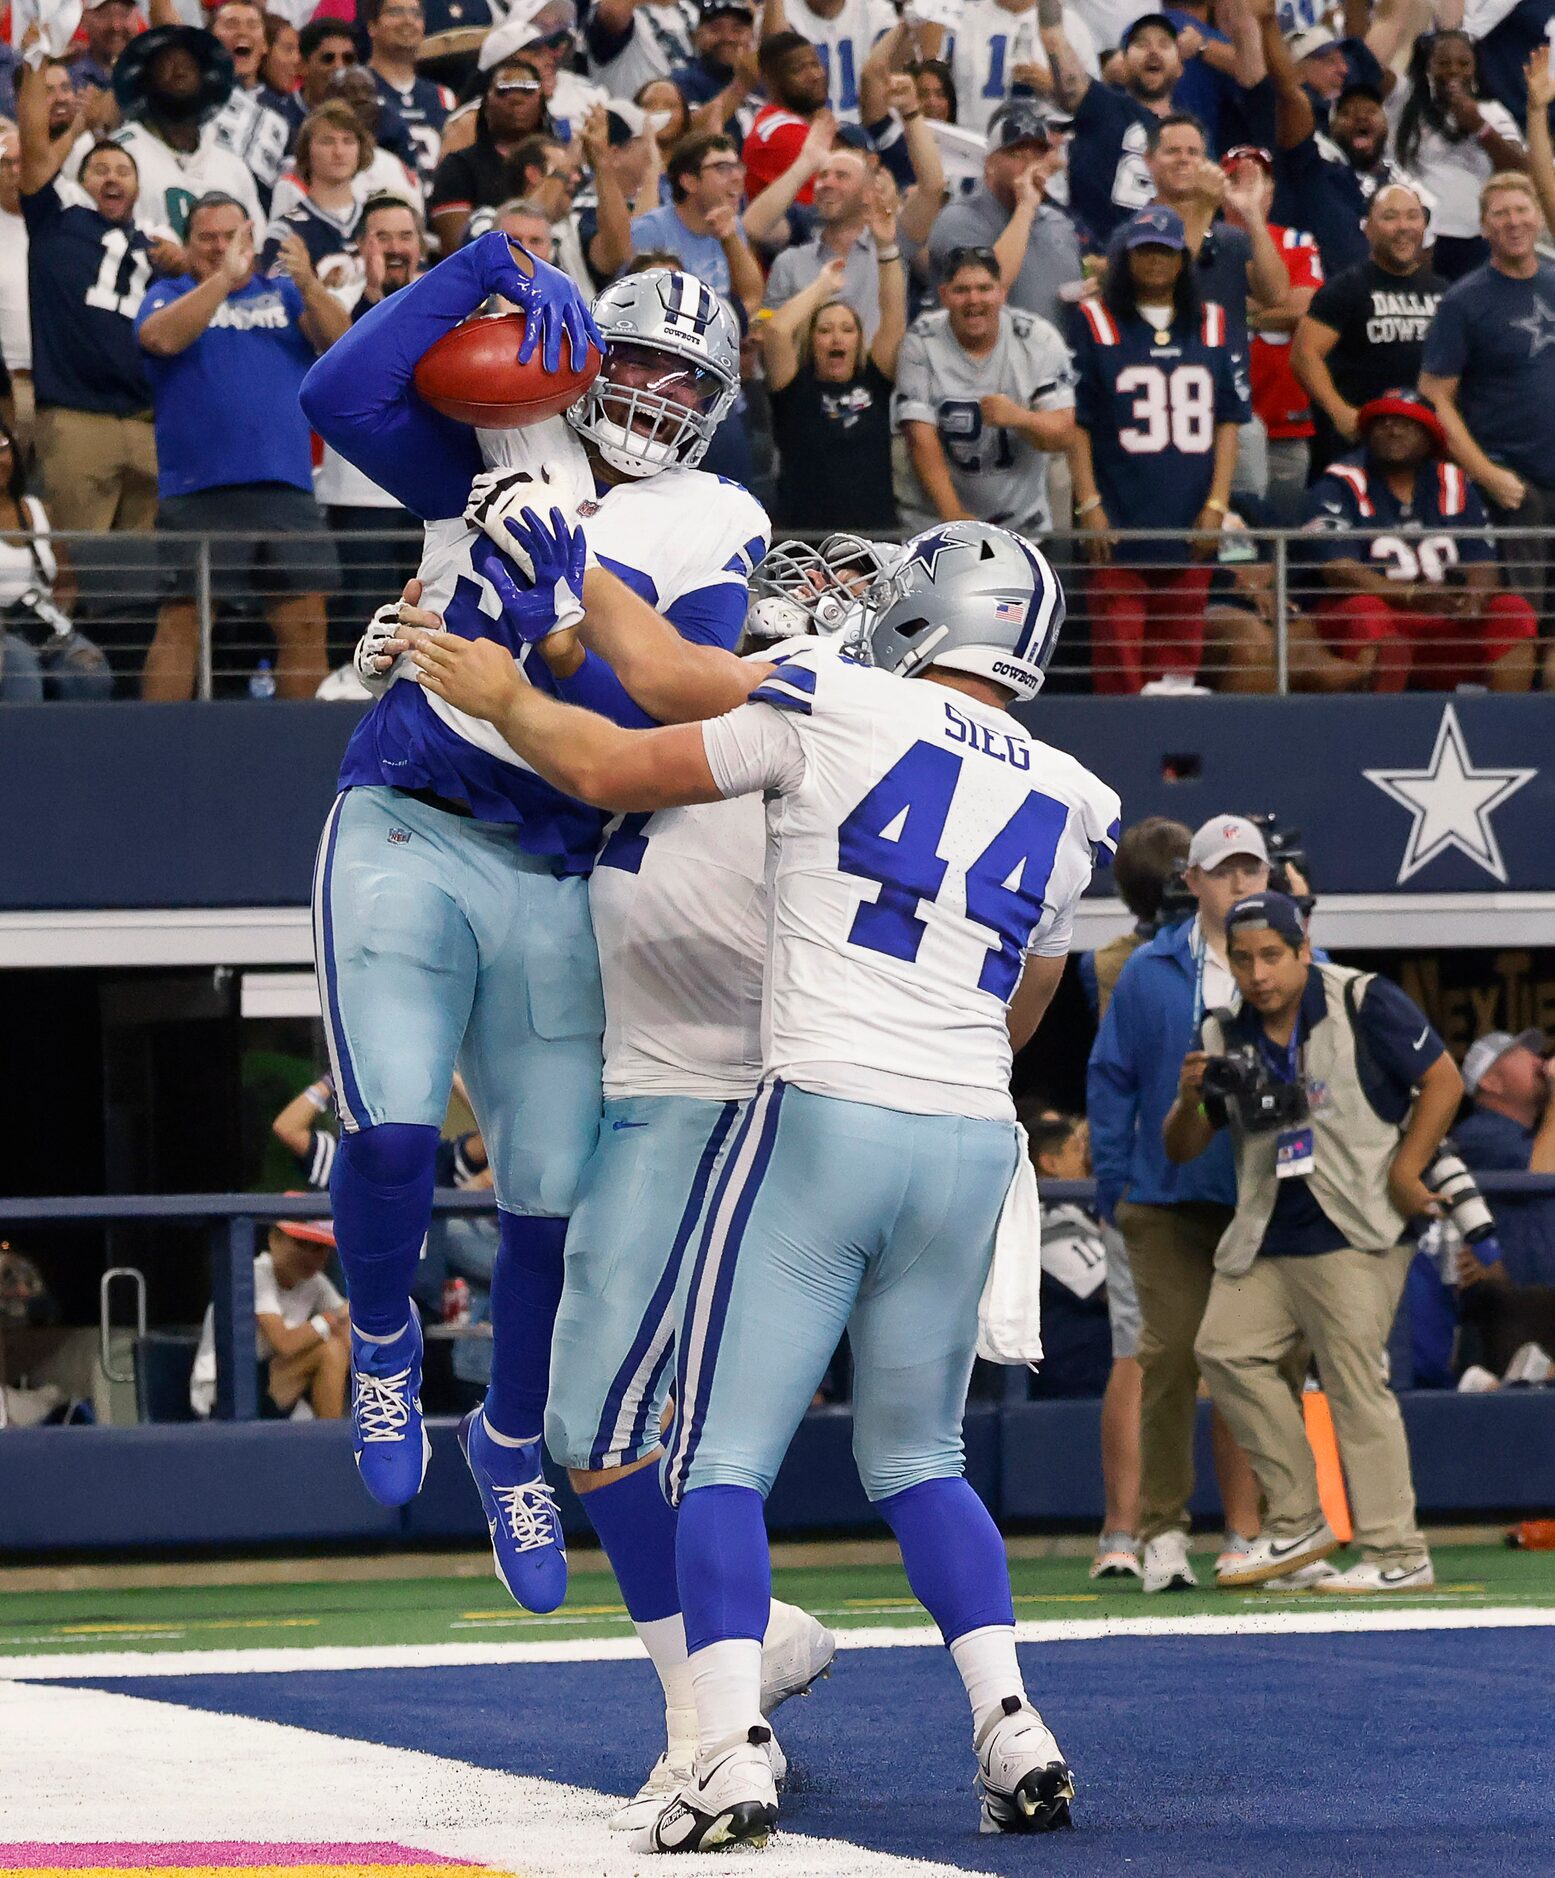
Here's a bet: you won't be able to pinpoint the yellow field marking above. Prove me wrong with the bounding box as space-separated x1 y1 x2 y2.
54 1619 322 1639
456 1604 624 1622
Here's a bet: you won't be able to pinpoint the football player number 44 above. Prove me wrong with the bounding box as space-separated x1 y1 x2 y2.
1115 364 1215 455
837 741 1067 999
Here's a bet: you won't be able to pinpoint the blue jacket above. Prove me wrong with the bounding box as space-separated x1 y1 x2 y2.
1086 918 1237 1218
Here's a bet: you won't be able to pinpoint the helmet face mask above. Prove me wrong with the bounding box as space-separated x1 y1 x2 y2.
749 536 902 646
569 271 740 478
863 522 1065 701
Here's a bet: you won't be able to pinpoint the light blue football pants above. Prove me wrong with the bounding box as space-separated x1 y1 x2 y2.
545 1092 744 1472
662 1080 1020 1506
312 786 603 1215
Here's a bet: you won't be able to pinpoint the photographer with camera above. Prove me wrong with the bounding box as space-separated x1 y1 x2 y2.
1088 814 1291 1593
1165 891 1463 1593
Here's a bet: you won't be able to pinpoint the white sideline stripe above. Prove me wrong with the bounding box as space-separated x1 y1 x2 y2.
2 1605 1550 1681
0 1679 977 1878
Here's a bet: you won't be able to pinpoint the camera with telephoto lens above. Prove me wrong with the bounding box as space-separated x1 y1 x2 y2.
1423 1141 1503 1268
1201 1045 1309 1133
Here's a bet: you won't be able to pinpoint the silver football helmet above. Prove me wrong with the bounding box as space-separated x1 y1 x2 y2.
569 269 740 479
746 535 902 645
864 522 1065 701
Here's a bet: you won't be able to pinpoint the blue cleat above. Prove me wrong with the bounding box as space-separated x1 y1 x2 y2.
349 1316 431 1507
458 1407 568 1613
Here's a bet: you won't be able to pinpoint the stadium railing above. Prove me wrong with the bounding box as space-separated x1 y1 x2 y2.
3 1176 1553 1424
21 526 1551 700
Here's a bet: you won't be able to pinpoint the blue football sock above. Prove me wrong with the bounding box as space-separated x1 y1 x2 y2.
483 1212 567 1441
329 1122 439 1339
676 1483 770 1655
877 1476 1015 1644
579 1461 681 1624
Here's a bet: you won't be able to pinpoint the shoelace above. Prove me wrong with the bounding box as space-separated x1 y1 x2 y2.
491 1479 561 1552
353 1365 414 1442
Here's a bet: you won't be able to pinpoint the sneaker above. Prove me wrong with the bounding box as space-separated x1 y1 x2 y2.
349 1317 430 1507
1141 1531 1197 1593
760 1601 836 1715
1089 1533 1142 1581
638 1725 780 1853
1312 1557 1435 1594
1503 1342 1554 1387
1214 1531 1258 1575
613 1735 786 1833
1457 1365 1500 1394
1259 1558 1340 1591
975 1696 1075 1835
1216 1520 1340 1588
458 1408 567 1614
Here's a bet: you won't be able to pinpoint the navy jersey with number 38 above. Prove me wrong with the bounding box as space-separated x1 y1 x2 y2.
1072 296 1245 559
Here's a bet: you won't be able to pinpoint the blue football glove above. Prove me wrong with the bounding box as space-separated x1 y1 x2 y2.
477 231 604 375
471 508 587 648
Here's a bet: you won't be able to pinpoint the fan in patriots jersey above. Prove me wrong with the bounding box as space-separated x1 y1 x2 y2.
298 243 766 1611
1299 390 1537 692
1070 204 1243 694
364 0 456 188
404 517 1117 1850
1038 0 1184 241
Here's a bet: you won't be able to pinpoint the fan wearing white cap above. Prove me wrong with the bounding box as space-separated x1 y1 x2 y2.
1183 814 1270 1012
479 0 607 140
1454 1027 1555 1287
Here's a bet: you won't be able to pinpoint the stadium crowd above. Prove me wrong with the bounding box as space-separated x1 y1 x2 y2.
4 0 1555 697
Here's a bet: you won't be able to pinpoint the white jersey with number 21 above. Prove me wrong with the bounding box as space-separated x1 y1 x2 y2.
701 645 1120 1122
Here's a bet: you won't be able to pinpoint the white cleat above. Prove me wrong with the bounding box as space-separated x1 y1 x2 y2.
975 1696 1076 1835
612 1736 786 1833
761 1601 836 1714
1141 1530 1198 1593
1312 1556 1435 1594
636 1726 780 1854
1215 1520 1340 1588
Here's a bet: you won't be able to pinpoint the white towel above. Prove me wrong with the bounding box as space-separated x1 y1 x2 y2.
976 1128 1044 1367
12 0 83 65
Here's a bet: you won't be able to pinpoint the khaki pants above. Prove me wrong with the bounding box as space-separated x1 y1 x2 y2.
1195 1244 1426 1567
35 406 158 533
1116 1199 1233 1542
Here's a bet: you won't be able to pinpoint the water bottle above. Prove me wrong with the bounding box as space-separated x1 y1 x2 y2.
443 1276 471 1328
248 658 277 700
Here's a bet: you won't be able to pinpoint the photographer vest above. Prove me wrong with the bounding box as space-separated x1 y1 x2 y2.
1203 962 1409 1276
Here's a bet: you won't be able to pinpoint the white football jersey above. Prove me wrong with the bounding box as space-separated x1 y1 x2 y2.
792 0 896 119
702 648 1120 1121
949 0 1098 136
413 418 769 773
589 793 768 1102
587 638 831 1102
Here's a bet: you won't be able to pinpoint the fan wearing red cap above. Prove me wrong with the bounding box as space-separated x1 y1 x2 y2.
188 1208 350 1421
1220 146 1325 518
1298 388 1537 692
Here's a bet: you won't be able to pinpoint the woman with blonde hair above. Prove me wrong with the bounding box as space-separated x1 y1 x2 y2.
761 189 905 531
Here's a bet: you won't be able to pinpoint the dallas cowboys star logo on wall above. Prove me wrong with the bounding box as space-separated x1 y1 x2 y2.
1363 704 1536 885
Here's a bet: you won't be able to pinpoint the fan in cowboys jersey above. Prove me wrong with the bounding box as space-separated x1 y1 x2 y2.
298 240 767 1615
894 248 1075 539
404 516 1118 1850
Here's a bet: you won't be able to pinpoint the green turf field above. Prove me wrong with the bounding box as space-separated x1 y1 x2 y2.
1 1543 1551 1657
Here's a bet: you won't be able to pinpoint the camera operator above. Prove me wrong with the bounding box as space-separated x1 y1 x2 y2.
1087 814 1280 1594
1166 891 1463 1594
1453 1028 1555 1288
1080 816 1192 1024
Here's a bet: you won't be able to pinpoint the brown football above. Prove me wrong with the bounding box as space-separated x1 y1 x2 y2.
412 312 603 428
